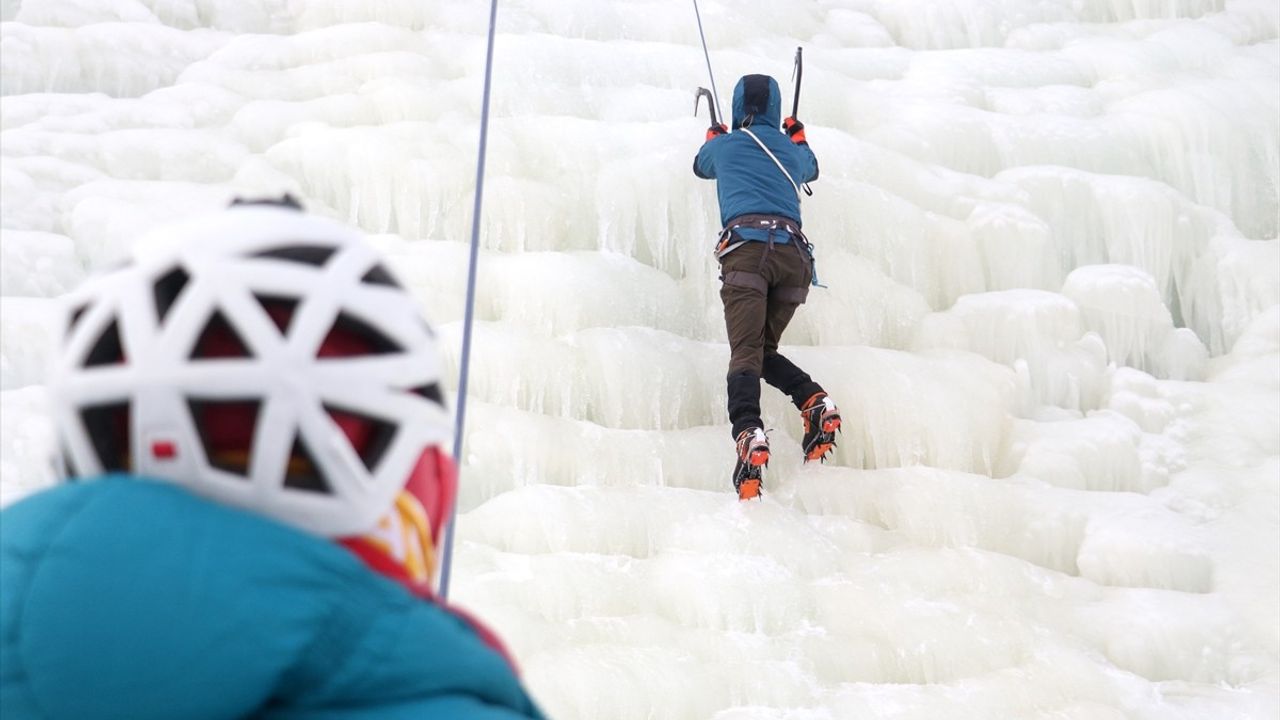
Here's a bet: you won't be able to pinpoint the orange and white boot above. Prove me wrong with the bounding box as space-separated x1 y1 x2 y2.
732 427 770 500
800 392 841 462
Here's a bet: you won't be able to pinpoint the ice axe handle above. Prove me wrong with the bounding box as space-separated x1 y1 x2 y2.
695 87 720 128
791 47 803 120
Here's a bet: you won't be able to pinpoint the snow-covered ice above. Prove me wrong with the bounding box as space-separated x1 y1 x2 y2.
2 0 1278 718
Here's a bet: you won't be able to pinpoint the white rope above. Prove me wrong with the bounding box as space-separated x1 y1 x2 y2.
740 128 801 202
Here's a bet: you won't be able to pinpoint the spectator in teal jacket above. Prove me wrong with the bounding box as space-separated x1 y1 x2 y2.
0 199 546 720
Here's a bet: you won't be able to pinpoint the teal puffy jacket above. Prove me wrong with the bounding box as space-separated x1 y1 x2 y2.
1 477 547 720
693 74 819 232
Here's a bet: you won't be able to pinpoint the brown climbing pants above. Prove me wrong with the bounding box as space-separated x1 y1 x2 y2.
719 239 812 378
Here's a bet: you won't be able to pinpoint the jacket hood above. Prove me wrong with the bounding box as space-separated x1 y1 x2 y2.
731 74 782 130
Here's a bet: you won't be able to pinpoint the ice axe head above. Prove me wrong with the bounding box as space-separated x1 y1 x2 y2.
694 87 720 128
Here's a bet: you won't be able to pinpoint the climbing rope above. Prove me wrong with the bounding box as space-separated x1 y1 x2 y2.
693 0 722 123
439 0 500 600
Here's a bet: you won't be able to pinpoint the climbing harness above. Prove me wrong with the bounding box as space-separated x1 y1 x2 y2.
715 212 827 289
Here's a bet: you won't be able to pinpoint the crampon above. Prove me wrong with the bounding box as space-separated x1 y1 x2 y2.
733 428 770 500
800 392 841 462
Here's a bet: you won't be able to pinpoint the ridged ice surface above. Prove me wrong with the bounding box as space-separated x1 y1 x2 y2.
2 1 1278 718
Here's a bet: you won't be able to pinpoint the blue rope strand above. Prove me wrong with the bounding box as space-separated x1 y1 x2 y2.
439 0 499 600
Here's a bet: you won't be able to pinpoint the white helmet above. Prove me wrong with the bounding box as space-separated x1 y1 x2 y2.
47 198 452 538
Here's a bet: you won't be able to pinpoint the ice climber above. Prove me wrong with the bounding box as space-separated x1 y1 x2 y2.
0 198 547 720
694 74 842 500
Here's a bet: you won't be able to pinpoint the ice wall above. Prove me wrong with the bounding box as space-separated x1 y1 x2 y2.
2 0 1278 718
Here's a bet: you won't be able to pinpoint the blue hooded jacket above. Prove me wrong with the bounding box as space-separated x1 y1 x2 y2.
0 477 547 720
693 74 819 238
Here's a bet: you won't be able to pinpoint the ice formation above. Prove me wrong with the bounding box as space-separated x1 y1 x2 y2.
2 0 1278 718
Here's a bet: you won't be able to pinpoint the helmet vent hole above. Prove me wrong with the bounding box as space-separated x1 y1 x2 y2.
326 405 398 473
253 294 300 336
360 263 401 288
153 266 190 324
320 312 401 357
192 309 252 359
254 244 337 267
189 399 261 477
231 194 303 210
411 383 445 406
284 435 333 494
80 401 131 472
68 303 89 336
84 319 125 367
59 442 82 480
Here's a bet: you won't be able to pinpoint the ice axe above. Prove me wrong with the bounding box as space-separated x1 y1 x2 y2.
791 46 815 197
695 86 720 128
791 46 803 119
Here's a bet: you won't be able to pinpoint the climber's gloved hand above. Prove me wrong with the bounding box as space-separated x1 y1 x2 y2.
705 123 728 142
783 117 806 144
